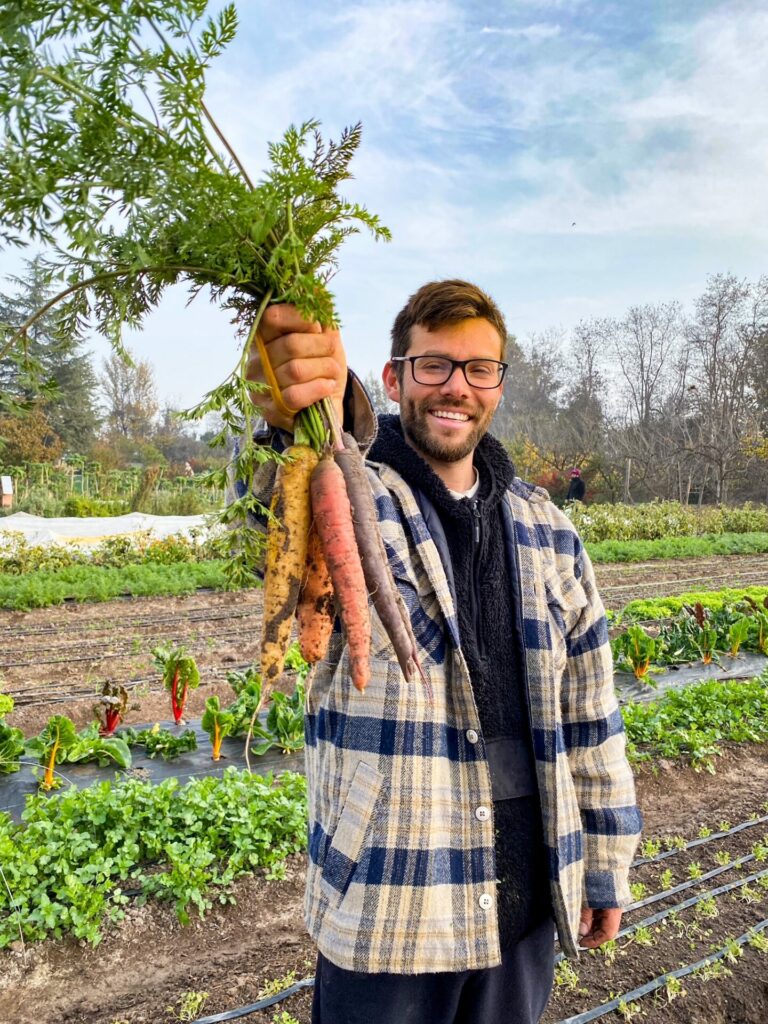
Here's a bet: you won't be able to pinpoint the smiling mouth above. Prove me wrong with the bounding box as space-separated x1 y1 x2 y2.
429 409 471 422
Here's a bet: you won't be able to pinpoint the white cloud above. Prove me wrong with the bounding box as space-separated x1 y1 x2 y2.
480 24 562 41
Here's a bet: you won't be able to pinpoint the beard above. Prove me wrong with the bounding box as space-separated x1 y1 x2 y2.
399 394 497 464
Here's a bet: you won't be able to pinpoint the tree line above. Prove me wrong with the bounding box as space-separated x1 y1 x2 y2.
2 261 767 506
370 273 768 506
0 259 221 475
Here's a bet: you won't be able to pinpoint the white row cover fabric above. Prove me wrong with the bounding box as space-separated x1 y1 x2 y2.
0 510 218 547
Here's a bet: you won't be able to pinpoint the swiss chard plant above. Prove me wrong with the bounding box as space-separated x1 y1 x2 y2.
253 681 306 756
152 644 201 724
201 695 235 761
0 1 389 582
0 693 25 775
93 681 130 736
611 625 662 681
26 717 132 788
27 714 78 790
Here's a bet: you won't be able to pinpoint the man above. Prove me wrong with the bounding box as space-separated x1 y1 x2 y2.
567 468 586 503
242 280 641 1024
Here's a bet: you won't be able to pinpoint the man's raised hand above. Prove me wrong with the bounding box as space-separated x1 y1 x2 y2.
246 304 347 433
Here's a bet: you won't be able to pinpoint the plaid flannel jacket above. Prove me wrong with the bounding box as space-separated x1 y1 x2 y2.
237 401 641 974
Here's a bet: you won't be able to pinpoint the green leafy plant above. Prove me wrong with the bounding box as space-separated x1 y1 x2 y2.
28 714 77 790
225 664 269 740
727 615 751 656
612 624 662 680
201 696 235 761
258 970 297 999
0 720 25 775
659 868 674 890
151 644 200 723
166 991 209 1021
0 768 307 946
25 719 132 786
629 881 647 901
93 681 129 736
0 1 389 584
622 668 768 771
253 681 306 755
123 724 198 760
586 531 768 564
640 837 661 858
0 561 241 611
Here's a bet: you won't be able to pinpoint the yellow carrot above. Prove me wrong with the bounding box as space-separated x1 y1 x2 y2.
297 522 336 664
261 444 319 688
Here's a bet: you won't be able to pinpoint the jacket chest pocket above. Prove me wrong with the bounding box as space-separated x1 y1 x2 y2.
320 760 385 908
543 565 588 671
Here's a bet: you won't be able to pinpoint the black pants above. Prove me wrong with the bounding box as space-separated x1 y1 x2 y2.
311 916 555 1024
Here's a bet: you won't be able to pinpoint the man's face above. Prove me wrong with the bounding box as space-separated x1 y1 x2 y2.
382 319 505 465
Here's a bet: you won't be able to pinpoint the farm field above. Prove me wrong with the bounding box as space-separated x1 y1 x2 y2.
3 553 766 736
1 553 768 1023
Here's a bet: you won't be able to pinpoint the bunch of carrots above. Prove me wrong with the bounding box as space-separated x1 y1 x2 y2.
258 365 431 702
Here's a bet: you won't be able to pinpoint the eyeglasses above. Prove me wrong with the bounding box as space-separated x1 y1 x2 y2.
391 356 508 389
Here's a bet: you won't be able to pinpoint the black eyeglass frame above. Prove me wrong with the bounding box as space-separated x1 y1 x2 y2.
390 355 509 389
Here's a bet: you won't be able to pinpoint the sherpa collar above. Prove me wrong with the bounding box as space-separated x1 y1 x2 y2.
368 414 515 519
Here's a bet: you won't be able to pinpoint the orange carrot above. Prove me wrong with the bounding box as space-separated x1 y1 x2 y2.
336 433 432 700
310 455 370 692
261 444 318 688
297 522 336 664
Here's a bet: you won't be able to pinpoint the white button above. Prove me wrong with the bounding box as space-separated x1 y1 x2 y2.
475 805 491 821
466 729 479 744
478 893 493 910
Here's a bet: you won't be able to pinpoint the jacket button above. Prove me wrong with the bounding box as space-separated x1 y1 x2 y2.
475 805 490 821
466 729 479 744
478 893 493 910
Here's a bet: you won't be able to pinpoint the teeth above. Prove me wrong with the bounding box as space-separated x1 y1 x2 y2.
432 410 469 421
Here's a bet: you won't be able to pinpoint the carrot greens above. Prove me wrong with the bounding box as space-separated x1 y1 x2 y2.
0 0 389 584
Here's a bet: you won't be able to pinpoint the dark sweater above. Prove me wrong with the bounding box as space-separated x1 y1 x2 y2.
369 416 552 948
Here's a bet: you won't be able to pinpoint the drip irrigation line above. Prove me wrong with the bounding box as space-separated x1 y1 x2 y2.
627 853 755 912
1 622 264 668
553 917 768 1024
0 602 262 641
191 977 316 1022
619 865 768 939
599 568 767 593
5 661 261 707
555 864 768 965
632 813 768 866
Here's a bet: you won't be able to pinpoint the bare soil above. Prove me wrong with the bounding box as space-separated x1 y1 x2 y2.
595 552 767 611
1 589 267 736
1 747 767 1024
2 552 765 736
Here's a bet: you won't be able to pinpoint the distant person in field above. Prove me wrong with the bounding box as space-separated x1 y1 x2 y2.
237 279 640 1024
566 467 586 502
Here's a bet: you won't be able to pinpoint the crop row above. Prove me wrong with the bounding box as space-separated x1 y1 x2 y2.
613 595 768 679
566 499 768 543
1 666 767 949
0 648 310 786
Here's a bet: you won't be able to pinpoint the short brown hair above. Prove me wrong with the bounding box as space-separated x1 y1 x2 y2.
390 280 508 364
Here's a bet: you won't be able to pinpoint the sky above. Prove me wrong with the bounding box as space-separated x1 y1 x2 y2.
3 0 768 413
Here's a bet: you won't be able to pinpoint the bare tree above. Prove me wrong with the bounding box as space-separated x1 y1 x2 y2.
684 274 768 501
101 350 159 440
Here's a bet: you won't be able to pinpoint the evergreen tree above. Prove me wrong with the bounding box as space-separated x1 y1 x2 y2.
0 257 101 450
